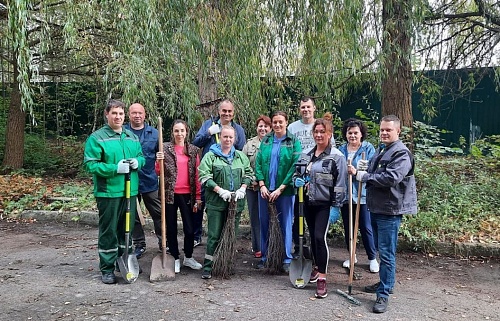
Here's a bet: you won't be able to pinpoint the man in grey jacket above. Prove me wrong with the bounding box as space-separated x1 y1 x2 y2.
352 115 417 314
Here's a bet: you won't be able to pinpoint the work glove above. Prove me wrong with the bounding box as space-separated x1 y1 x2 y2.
208 124 221 135
235 186 246 201
294 177 306 187
356 170 367 181
357 159 369 171
329 206 340 224
117 159 130 174
127 158 139 169
217 188 232 202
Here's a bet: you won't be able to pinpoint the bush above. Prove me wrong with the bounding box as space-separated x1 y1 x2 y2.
401 157 500 248
20 134 85 176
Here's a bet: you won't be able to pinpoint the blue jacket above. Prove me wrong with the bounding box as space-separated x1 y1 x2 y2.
124 123 159 193
192 117 246 159
361 140 417 216
338 141 376 204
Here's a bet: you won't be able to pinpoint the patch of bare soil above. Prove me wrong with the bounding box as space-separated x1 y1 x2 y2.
1 219 498 321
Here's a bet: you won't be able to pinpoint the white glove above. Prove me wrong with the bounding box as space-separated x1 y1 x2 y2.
208 124 221 135
128 158 139 169
217 188 232 202
357 159 369 171
235 186 246 200
356 170 367 181
117 160 130 174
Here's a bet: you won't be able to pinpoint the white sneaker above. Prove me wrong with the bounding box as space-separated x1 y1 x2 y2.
174 259 181 273
183 257 202 270
342 255 358 268
369 259 380 273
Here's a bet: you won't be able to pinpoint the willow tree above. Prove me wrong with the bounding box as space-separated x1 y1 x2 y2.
3 0 499 170
381 0 414 128
1 0 114 169
62 0 369 131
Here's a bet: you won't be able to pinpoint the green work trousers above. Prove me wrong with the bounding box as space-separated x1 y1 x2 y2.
203 207 241 272
96 196 137 274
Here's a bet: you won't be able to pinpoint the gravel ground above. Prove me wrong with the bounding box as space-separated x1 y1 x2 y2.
0 219 498 321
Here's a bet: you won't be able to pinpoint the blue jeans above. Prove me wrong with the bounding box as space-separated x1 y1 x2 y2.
246 189 261 252
371 213 402 298
258 193 294 264
341 203 377 260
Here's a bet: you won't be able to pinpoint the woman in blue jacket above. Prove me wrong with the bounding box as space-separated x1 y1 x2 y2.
338 118 378 273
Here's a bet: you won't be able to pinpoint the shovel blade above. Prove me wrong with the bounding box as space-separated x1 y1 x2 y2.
117 254 140 283
289 256 313 288
150 253 175 282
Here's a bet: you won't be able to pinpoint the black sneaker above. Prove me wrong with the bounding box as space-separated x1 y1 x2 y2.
373 297 388 313
201 270 212 279
256 260 265 270
364 282 394 294
282 263 290 273
134 247 146 259
101 272 117 284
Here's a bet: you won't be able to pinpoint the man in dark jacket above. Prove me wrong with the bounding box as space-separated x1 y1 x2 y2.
352 115 417 314
191 99 247 247
124 103 162 258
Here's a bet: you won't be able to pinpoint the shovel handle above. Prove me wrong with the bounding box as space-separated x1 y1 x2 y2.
158 117 167 257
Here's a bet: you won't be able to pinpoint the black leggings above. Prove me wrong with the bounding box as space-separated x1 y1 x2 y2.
166 194 195 259
304 202 330 274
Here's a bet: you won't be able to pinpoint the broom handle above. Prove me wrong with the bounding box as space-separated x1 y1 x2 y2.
348 159 354 286
351 152 365 272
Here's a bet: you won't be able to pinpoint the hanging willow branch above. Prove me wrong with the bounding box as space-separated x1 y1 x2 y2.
8 0 34 118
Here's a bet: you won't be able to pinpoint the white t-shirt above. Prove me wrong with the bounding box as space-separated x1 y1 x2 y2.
288 120 336 150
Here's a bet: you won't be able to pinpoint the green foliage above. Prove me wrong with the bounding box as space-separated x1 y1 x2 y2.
401 157 500 248
44 183 95 212
415 73 440 122
4 186 48 214
470 135 500 157
23 134 61 173
21 135 84 175
470 135 500 170
3 182 95 215
413 121 464 157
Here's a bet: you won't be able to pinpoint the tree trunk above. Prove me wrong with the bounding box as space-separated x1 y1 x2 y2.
381 0 413 133
197 68 218 119
2 76 26 170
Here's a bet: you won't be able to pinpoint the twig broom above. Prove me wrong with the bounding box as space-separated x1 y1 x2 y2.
266 202 284 274
212 194 237 279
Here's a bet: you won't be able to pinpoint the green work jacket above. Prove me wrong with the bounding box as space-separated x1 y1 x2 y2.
83 125 145 198
255 131 302 196
199 150 253 212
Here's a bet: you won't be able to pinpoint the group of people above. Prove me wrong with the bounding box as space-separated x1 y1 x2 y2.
83 97 417 314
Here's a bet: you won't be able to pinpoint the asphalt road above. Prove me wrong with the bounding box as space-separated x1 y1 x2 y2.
1 219 498 321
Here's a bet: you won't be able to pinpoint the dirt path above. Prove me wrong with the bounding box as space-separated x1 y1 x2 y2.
0 220 498 321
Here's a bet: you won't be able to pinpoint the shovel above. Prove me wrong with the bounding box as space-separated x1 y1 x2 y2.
290 183 312 288
150 116 175 281
116 162 140 283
